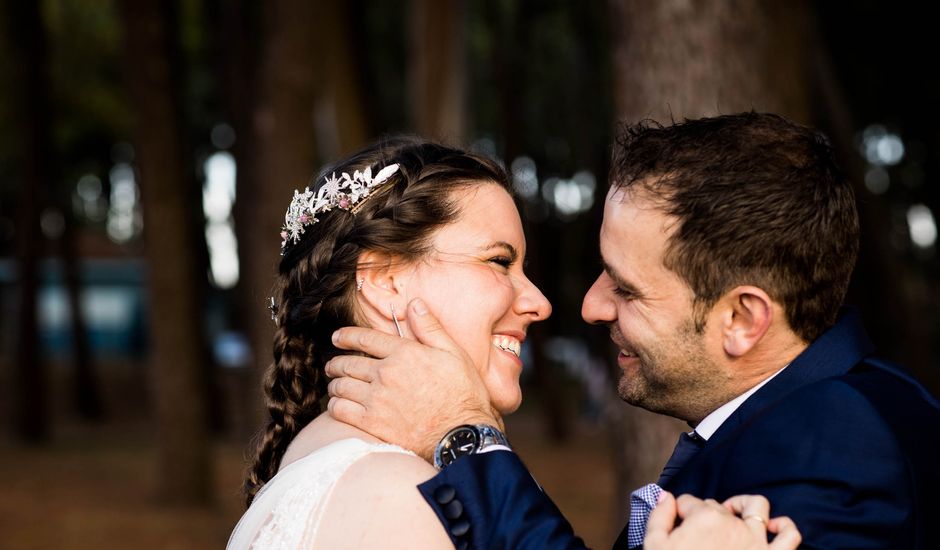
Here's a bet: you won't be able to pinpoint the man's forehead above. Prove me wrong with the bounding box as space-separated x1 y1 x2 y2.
604 186 677 234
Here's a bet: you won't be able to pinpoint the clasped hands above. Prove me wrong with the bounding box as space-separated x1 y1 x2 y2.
645 492 800 550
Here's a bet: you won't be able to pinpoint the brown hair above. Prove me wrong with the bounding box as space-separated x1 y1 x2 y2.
242 137 511 506
610 112 859 342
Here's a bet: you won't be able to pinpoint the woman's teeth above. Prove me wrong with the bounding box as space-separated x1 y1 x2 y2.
492 335 521 358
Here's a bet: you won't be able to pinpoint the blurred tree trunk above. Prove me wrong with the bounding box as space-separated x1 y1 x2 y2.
235 0 321 428
607 0 812 523
409 0 466 143
610 0 811 123
61 205 104 420
3 0 51 443
319 0 370 156
119 0 211 504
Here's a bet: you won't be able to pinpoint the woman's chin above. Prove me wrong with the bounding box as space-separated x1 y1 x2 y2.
491 390 522 416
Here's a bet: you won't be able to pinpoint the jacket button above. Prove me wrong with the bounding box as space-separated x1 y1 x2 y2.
450 518 471 537
434 485 456 504
444 498 463 519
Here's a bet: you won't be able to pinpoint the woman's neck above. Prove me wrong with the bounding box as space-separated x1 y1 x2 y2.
279 411 384 469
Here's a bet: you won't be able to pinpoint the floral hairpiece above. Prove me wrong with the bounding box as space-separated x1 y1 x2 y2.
280 163 400 249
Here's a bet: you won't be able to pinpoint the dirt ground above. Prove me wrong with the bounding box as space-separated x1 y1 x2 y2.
0 364 617 549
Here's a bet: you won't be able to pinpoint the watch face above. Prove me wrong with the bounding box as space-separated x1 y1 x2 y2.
440 427 479 467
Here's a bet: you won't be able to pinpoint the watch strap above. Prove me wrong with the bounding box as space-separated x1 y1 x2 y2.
476 424 510 450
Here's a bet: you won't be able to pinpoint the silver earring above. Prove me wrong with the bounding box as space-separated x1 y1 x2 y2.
356 278 364 291
389 304 404 338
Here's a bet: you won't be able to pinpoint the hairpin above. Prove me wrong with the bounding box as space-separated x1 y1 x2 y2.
268 297 279 326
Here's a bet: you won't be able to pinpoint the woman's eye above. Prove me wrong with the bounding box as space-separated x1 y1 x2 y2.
489 256 513 268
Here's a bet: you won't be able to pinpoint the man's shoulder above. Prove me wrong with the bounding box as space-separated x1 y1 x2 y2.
769 358 940 428
738 360 936 442
716 358 940 483
709 359 940 547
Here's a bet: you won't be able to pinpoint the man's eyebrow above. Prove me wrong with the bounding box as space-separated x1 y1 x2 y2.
480 241 519 261
602 257 641 295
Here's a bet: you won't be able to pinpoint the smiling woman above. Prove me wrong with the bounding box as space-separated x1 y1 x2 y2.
227 137 550 549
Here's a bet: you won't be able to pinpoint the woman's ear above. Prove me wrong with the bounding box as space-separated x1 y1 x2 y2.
715 286 773 358
356 251 410 323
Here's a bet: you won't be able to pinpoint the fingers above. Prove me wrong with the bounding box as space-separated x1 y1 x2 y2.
643 491 676 547
675 494 722 519
326 396 367 427
722 494 770 539
332 326 405 358
768 516 802 550
405 299 465 357
327 377 372 406
324 355 377 383
723 493 770 519
331 299 464 360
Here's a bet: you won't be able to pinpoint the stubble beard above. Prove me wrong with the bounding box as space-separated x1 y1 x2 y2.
615 320 721 422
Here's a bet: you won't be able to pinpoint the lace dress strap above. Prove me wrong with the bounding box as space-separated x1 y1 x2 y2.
227 438 415 550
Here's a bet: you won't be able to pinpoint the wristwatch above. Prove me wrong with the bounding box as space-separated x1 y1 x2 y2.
433 424 511 470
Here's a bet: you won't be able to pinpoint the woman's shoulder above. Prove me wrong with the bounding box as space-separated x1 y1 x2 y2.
314 446 451 548
338 445 438 498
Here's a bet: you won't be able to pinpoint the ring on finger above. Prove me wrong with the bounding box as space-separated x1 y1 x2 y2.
743 515 767 527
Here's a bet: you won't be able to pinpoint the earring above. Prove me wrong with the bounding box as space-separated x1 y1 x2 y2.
389 304 404 338
356 278 364 291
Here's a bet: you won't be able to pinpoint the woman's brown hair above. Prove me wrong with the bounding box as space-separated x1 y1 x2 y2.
243 136 511 506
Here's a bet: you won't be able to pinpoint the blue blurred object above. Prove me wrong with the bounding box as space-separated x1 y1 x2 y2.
213 330 251 369
0 258 147 357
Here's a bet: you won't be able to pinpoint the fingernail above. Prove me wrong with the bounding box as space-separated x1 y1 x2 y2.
657 491 670 504
412 298 428 315
332 330 340 344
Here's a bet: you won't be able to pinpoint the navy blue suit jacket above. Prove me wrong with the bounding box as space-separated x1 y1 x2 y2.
418 310 940 549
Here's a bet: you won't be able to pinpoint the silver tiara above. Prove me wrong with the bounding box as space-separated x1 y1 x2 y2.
280 163 400 248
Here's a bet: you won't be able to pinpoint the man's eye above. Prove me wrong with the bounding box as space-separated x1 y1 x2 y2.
613 286 635 299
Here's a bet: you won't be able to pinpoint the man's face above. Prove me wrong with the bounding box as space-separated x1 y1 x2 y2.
581 188 728 422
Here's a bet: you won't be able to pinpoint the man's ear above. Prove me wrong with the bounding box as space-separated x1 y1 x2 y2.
714 286 774 358
356 250 410 323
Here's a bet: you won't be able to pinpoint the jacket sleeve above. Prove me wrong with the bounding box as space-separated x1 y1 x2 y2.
417 450 590 550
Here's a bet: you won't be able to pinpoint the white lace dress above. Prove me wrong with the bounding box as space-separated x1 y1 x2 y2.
227 438 415 549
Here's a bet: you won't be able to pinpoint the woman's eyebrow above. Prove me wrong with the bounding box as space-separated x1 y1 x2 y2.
479 241 519 261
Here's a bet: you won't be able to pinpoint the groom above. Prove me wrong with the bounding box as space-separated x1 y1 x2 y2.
326 112 940 548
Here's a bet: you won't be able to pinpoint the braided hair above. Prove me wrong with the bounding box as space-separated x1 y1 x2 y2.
243 137 511 506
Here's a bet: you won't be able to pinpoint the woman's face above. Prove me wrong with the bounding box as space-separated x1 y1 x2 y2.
404 183 551 414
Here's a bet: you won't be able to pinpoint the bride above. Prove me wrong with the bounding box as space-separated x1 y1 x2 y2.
227 137 800 549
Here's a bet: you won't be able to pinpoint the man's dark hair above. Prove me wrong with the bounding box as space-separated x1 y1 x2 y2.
611 112 858 342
